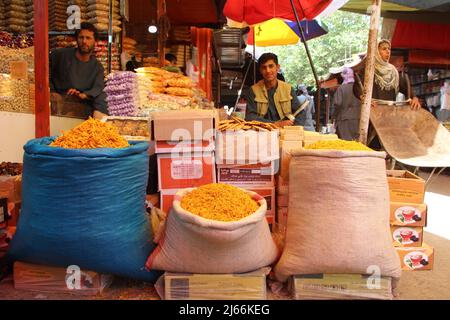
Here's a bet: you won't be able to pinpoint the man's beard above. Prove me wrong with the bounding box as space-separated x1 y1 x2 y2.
77 43 94 55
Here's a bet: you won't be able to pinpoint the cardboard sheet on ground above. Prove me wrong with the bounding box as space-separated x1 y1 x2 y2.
370 103 450 168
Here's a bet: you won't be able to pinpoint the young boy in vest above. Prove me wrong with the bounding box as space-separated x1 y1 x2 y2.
244 53 305 128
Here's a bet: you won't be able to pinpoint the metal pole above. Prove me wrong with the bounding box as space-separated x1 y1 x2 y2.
107 0 113 74
289 0 321 131
359 0 382 144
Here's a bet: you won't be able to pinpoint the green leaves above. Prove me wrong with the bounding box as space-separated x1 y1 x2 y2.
263 11 371 87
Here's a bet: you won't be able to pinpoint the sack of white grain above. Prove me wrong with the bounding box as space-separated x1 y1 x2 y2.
146 184 279 274
273 146 401 285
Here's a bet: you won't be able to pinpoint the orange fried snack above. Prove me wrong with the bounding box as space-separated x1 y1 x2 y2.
50 117 130 149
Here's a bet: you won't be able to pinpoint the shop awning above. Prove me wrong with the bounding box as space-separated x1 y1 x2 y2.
341 0 450 24
391 20 450 52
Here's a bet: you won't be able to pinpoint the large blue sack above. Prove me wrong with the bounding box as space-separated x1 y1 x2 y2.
8 137 159 282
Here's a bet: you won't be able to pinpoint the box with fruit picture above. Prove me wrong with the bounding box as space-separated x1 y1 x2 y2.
391 226 423 247
395 243 434 271
390 202 427 227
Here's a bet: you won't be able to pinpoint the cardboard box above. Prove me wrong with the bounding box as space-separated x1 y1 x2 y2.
159 267 270 300
160 189 178 214
390 202 427 227
276 206 288 229
152 109 217 142
290 274 393 300
157 152 216 190
0 175 22 204
395 243 434 271
231 185 275 224
277 194 288 207
14 262 113 295
391 226 423 247
215 130 279 165
217 161 276 186
386 170 425 204
276 175 289 195
155 139 215 154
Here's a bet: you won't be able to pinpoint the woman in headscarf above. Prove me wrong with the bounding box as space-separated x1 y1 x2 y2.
354 39 421 110
332 67 361 141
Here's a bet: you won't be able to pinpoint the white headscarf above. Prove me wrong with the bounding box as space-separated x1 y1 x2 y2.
374 39 399 93
341 67 354 84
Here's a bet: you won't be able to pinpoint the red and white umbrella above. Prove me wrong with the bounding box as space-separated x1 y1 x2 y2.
223 0 348 25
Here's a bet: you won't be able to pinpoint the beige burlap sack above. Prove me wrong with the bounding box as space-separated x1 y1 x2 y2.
146 188 279 274
273 149 401 283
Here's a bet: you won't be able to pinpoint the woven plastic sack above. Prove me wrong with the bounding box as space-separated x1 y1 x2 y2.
146 187 279 274
8 137 159 282
273 149 401 283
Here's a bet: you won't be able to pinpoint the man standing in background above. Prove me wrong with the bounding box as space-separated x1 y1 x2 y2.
50 22 108 119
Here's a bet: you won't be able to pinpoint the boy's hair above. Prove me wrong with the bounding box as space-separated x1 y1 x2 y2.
75 22 99 41
258 52 278 66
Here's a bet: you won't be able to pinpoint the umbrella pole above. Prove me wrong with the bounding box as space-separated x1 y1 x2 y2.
253 28 256 85
359 0 382 145
288 0 321 131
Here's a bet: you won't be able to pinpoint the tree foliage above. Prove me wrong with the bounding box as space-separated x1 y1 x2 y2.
262 11 371 87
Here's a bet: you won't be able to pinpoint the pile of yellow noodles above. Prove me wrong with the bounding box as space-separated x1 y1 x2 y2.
50 117 129 149
180 183 260 222
305 139 373 151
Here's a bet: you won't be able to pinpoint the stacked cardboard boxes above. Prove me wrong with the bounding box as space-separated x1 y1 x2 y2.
215 129 279 224
276 126 304 230
387 170 434 271
152 110 218 214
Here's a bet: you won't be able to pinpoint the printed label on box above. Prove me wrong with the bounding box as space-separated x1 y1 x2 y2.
391 202 426 226
403 251 430 270
171 160 203 180
391 226 423 247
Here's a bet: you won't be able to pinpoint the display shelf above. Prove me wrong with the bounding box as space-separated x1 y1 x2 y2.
411 76 450 87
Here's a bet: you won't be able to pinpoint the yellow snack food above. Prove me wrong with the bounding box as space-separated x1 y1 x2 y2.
304 139 373 151
50 117 130 149
180 183 260 222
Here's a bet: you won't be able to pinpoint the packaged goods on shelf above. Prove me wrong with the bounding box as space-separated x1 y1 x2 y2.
0 75 31 113
156 267 270 300
104 71 140 117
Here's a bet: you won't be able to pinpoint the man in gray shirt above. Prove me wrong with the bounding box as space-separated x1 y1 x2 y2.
50 22 108 119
